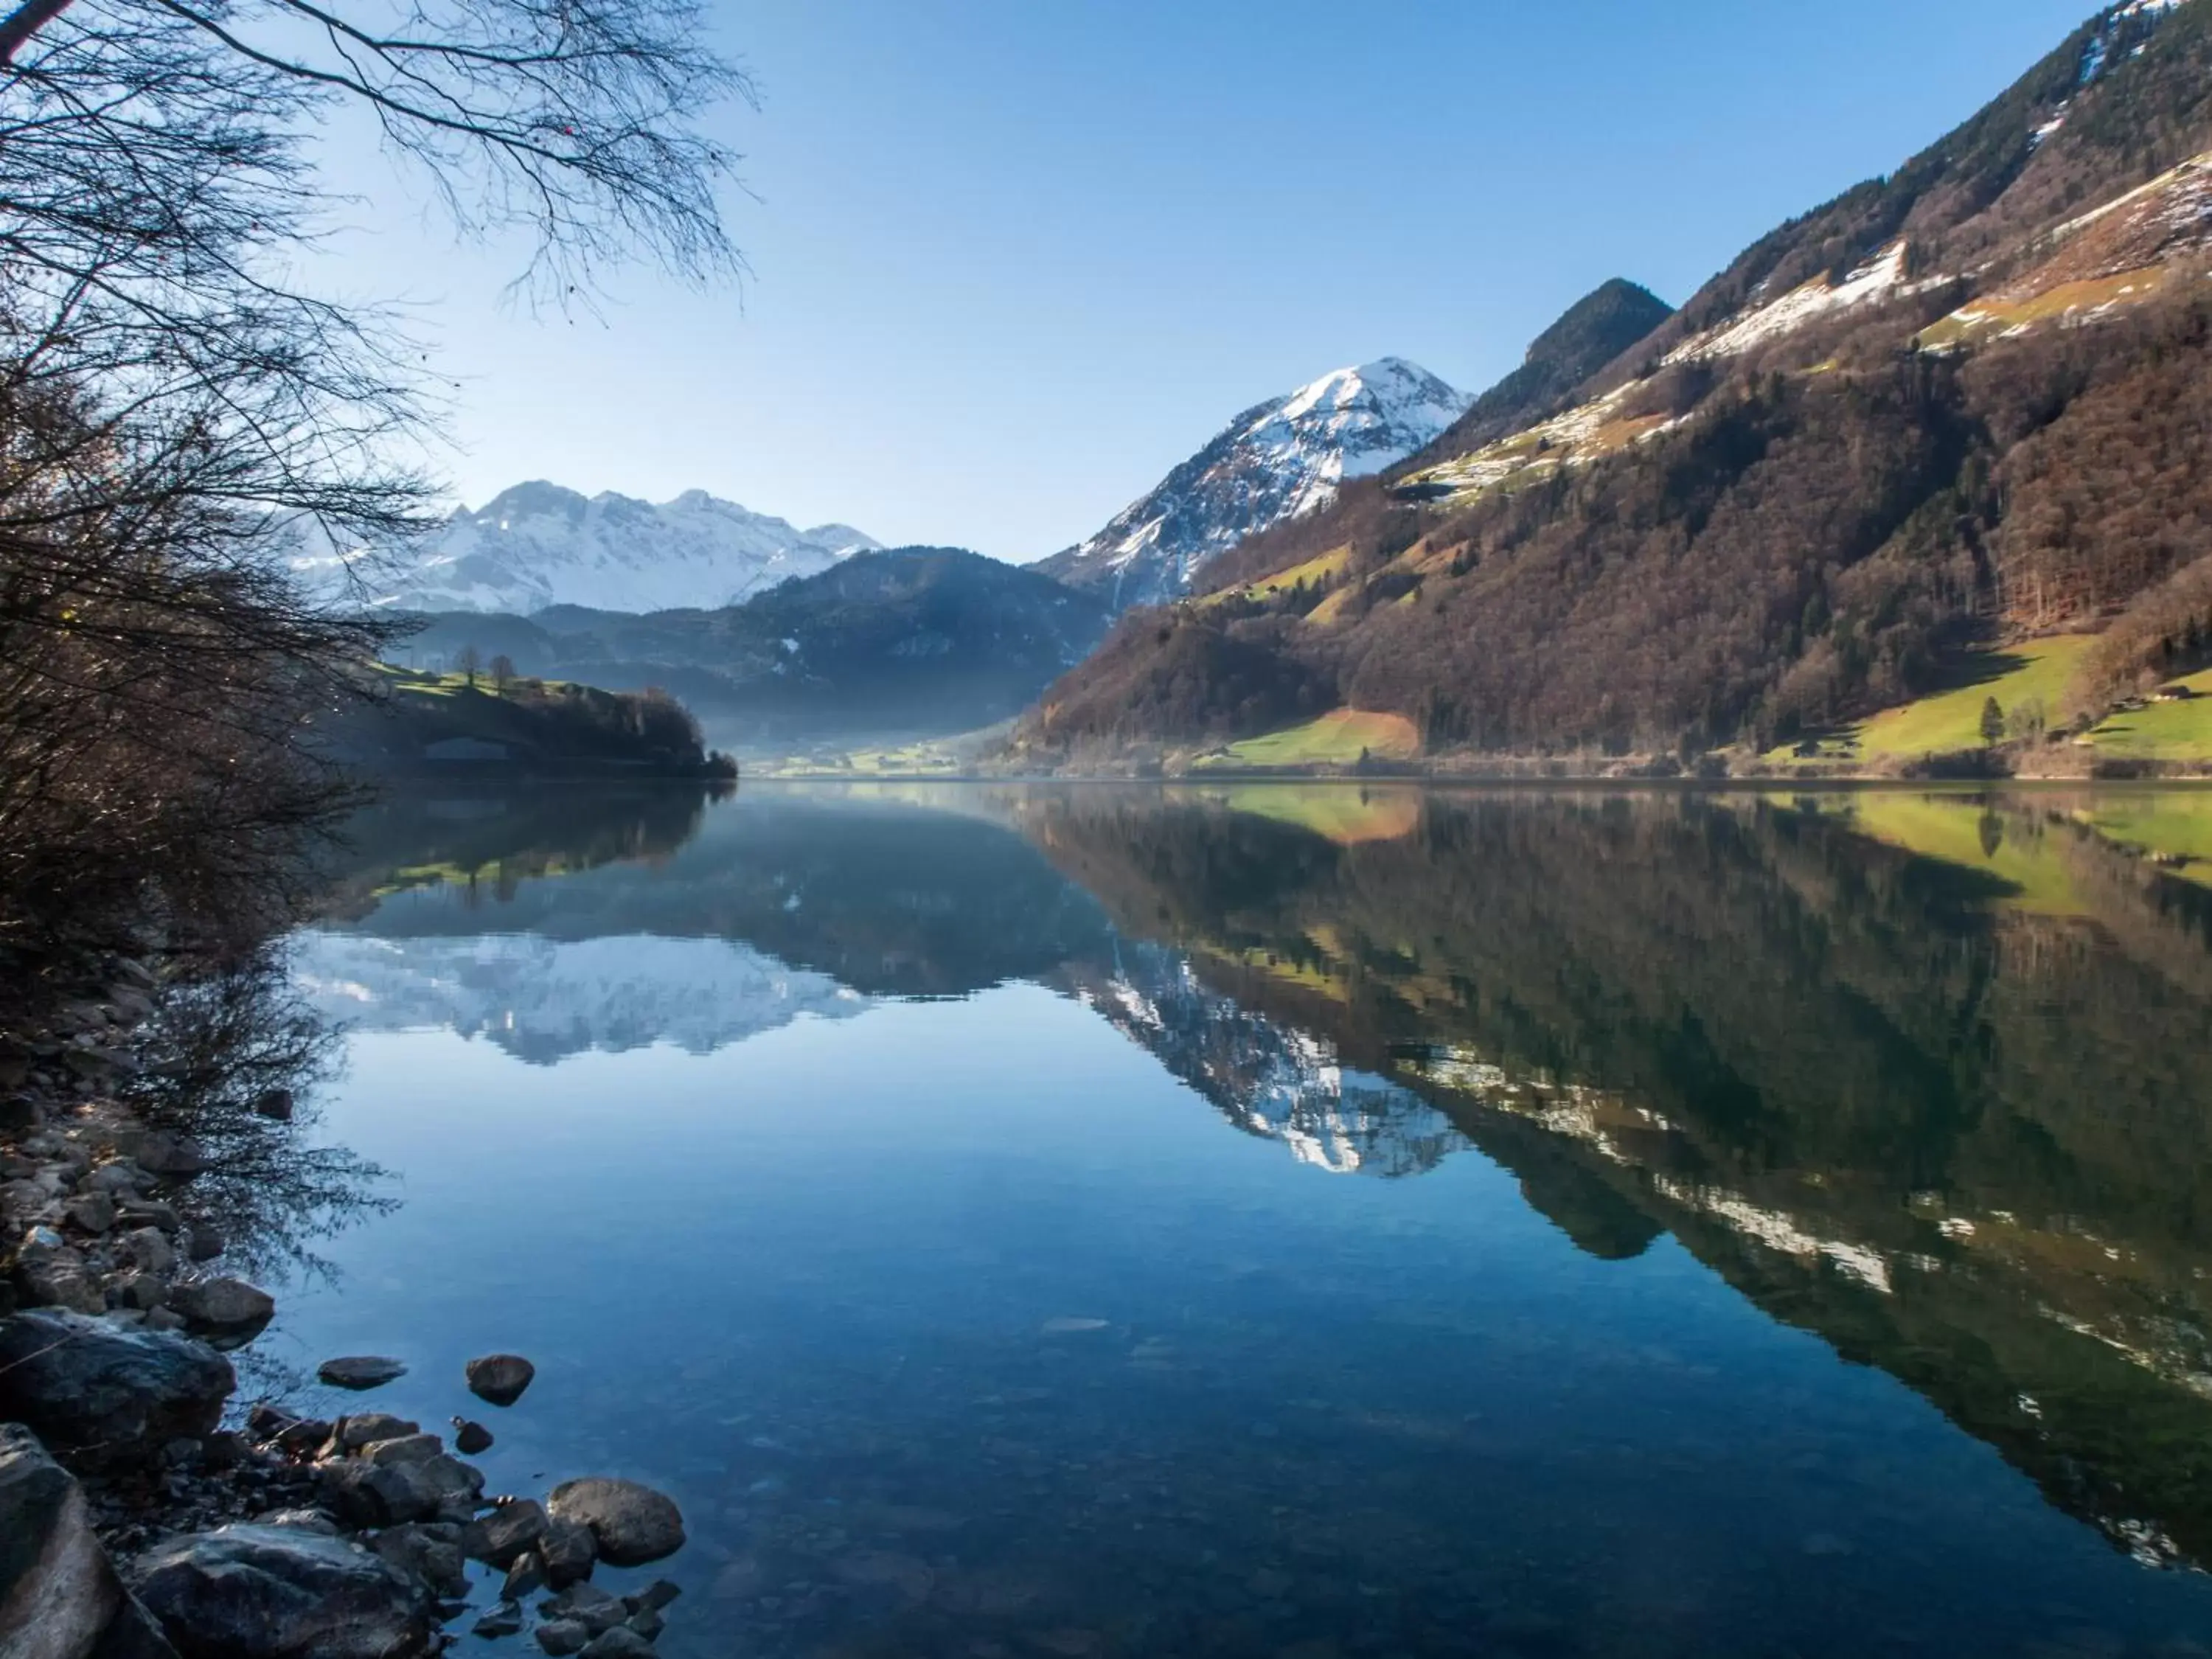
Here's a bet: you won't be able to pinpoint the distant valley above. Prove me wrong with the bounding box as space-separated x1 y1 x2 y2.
386 545 1110 751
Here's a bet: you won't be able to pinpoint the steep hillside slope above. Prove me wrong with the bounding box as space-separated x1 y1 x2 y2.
1039 359 1468 611
396 547 1111 749
1421 278 1674 462
296 481 880 613
1020 0 2212 765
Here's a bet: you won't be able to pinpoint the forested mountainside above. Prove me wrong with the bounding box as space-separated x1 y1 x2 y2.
392 546 1111 749
1020 0 2212 763
1420 278 1675 463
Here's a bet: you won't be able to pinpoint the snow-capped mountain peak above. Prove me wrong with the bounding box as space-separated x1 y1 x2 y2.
294 483 883 616
1040 358 1470 611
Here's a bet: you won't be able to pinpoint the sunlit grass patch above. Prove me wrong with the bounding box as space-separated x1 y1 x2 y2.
1917 267 2166 351
1202 709 1420 770
1854 638 2093 759
2086 668 2212 760
1197 546 1351 611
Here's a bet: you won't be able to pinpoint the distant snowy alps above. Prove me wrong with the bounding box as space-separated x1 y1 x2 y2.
292 481 880 616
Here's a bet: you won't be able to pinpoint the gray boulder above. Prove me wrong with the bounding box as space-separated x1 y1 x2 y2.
538 1583 626 1636
473 1600 524 1638
500 1549 548 1601
325 1413 417 1453
462 1499 547 1568
0 1422 181 1659
366 1523 467 1601
63 1192 116 1234
538 1516 597 1589
318 1448 483 1528
534 1621 588 1657
316 1356 405 1391
116 1228 175 1278
112 1199 178 1235
0 1310 233 1467
546 1478 684 1567
165 1279 273 1346
464 1354 535 1407
15 1245 105 1315
122 1134 204 1179
129 1524 434 1659
578 1630 654 1659
358 1433 445 1467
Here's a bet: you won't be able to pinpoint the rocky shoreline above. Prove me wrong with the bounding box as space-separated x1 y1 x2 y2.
0 956 690 1658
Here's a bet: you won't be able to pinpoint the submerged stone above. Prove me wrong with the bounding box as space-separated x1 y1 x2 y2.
317 1355 407 1390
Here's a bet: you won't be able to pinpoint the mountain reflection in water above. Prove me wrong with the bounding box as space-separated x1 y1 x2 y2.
291 782 2212 1656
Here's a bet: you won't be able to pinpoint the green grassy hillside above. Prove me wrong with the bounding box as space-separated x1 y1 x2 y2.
1197 709 1421 770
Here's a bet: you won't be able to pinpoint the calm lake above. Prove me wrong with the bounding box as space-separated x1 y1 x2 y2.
261 782 2212 1658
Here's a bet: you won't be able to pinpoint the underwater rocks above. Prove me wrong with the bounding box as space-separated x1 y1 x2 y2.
0 1030 689 1659
316 1433 484 1528
165 1278 274 1346
316 1354 407 1390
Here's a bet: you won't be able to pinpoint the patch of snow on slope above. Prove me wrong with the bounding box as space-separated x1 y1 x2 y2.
2084 0 2188 83
1667 242 1909 364
1050 358 1468 610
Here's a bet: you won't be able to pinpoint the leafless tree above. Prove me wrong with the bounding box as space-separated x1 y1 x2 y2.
0 369 402 970
0 0 752 542
0 0 749 980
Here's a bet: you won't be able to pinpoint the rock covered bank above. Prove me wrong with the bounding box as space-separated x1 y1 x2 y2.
0 958 691 1657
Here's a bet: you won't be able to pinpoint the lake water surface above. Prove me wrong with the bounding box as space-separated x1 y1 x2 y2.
262 784 2212 1658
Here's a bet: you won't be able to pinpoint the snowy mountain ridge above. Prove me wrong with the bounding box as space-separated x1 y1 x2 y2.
294 481 883 616
291 928 869 1065
1040 358 1470 612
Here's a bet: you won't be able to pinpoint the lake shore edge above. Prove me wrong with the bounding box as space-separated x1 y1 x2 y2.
0 950 692 1658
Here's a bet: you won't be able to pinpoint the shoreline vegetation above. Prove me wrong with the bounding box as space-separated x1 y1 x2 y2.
328 664 742 783
0 0 751 1636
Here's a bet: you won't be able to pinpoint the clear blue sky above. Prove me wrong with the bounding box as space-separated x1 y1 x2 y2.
316 0 2098 560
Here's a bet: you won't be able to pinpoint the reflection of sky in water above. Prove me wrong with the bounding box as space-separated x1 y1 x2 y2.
266 963 2212 1659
